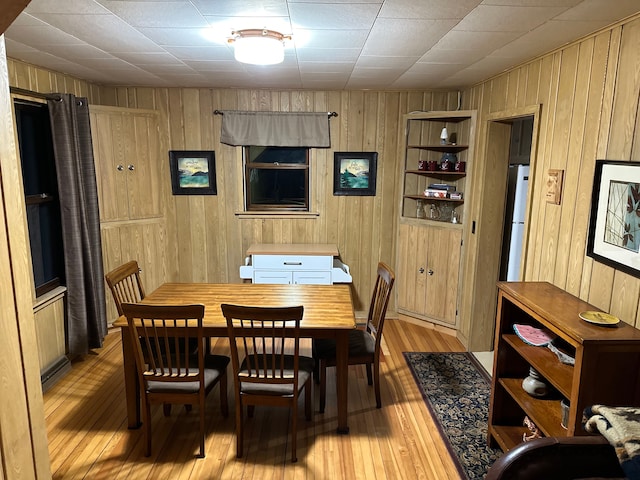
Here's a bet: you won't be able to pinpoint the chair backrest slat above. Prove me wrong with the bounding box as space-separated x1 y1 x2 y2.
367 262 395 349
222 304 304 386
105 260 146 316
122 303 206 386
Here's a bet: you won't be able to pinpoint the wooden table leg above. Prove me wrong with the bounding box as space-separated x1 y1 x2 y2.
335 329 349 434
120 328 141 429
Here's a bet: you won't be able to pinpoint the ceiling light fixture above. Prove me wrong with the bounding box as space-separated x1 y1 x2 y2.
229 29 291 65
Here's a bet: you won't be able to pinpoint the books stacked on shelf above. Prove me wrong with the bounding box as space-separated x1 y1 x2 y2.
423 183 462 200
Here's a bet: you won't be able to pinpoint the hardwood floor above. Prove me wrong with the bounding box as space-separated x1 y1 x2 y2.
44 318 467 479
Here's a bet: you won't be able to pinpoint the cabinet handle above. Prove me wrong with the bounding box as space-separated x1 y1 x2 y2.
116 164 124 171
128 164 135 171
283 262 303 266
427 269 434 276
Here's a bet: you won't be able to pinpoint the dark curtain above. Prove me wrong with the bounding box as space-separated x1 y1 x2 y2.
47 94 107 356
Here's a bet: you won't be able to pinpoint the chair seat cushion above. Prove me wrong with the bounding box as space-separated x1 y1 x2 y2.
239 355 314 396
146 354 229 394
312 328 375 361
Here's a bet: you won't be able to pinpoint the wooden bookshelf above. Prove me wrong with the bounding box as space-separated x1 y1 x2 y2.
488 281 640 452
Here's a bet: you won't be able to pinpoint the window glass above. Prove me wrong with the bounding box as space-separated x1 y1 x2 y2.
14 100 65 297
244 146 309 211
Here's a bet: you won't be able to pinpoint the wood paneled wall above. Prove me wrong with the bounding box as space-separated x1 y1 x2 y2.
7 56 461 313
0 39 51 480
461 13 640 347
9 11 640 351
95 87 460 311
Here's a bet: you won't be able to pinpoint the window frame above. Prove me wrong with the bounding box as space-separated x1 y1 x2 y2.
13 98 66 299
243 146 310 212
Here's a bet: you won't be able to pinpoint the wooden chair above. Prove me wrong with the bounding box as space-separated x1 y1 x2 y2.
221 304 313 463
106 260 209 417
121 302 229 458
313 262 395 413
105 260 146 316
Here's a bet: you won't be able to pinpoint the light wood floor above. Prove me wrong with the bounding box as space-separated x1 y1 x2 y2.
44 318 467 479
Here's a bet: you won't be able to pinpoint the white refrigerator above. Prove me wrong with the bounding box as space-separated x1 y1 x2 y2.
506 165 529 281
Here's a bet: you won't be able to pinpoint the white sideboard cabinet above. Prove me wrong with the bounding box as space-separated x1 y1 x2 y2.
239 244 352 285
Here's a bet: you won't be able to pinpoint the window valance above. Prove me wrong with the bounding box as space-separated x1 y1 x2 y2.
218 110 331 147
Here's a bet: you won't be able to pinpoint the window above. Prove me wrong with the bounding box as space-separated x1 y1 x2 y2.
244 146 309 211
14 100 65 297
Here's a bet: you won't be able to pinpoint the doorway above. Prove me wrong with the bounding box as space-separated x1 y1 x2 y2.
499 117 533 281
460 105 540 352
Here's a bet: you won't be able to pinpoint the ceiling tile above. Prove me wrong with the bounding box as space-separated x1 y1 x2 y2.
362 18 459 56
288 3 380 30
5 0 640 90
454 4 568 32
379 0 482 19
98 1 209 28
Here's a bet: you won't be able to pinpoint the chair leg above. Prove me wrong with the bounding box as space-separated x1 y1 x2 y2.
220 372 229 418
313 357 320 385
304 377 312 421
235 398 244 458
374 361 381 409
198 394 206 458
143 399 152 457
291 397 298 463
319 360 327 414
365 363 373 385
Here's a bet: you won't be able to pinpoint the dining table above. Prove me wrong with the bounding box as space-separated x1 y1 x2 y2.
112 282 357 434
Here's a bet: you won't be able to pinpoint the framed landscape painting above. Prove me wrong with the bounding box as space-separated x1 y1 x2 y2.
169 150 217 195
333 151 378 196
587 160 640 278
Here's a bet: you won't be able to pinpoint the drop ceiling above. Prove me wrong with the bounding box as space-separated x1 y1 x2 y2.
5 0 640 90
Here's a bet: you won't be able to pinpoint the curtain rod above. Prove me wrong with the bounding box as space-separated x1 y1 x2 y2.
214 109 338 118
9 86 62 101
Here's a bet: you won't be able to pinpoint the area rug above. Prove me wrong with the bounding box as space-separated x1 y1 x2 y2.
404 352 502 479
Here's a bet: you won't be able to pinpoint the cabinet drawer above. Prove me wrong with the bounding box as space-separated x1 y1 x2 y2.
253 271 292 284
293 271 332 285
252 254 332 270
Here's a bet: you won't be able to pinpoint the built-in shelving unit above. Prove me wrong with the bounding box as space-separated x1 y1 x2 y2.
395 110 476 329
400 111 475 224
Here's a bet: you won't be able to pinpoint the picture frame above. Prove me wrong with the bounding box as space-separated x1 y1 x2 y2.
169 150 217 195
586 160 640 278
333 151 378 196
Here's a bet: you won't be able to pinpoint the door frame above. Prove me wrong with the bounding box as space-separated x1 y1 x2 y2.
458 105 541 351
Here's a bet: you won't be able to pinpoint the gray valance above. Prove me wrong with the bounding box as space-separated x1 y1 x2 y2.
219 110 331 147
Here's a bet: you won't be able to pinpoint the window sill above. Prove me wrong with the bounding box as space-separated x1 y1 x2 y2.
33 286 67 313
235 211 320 219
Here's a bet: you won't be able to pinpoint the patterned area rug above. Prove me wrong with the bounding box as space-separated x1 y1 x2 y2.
404 352 502 479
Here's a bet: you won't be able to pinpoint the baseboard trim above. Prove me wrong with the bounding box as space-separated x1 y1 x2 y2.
41 355 71 393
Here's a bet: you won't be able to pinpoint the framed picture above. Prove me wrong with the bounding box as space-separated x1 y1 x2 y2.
333 152 378 196
587 160 640 278
169 150 217 195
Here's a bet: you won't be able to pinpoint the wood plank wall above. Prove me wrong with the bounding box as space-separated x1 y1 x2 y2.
461 13 640 345
6 56 459 314
93 87 460 312
9 11 640 350
0 39 51 480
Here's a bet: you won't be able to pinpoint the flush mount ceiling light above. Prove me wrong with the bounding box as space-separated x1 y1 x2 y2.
229 29 291 65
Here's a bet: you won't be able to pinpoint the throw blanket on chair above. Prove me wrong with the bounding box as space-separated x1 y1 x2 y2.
584 405 640 479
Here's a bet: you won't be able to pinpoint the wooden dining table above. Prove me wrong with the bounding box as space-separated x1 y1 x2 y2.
112 282 356 434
